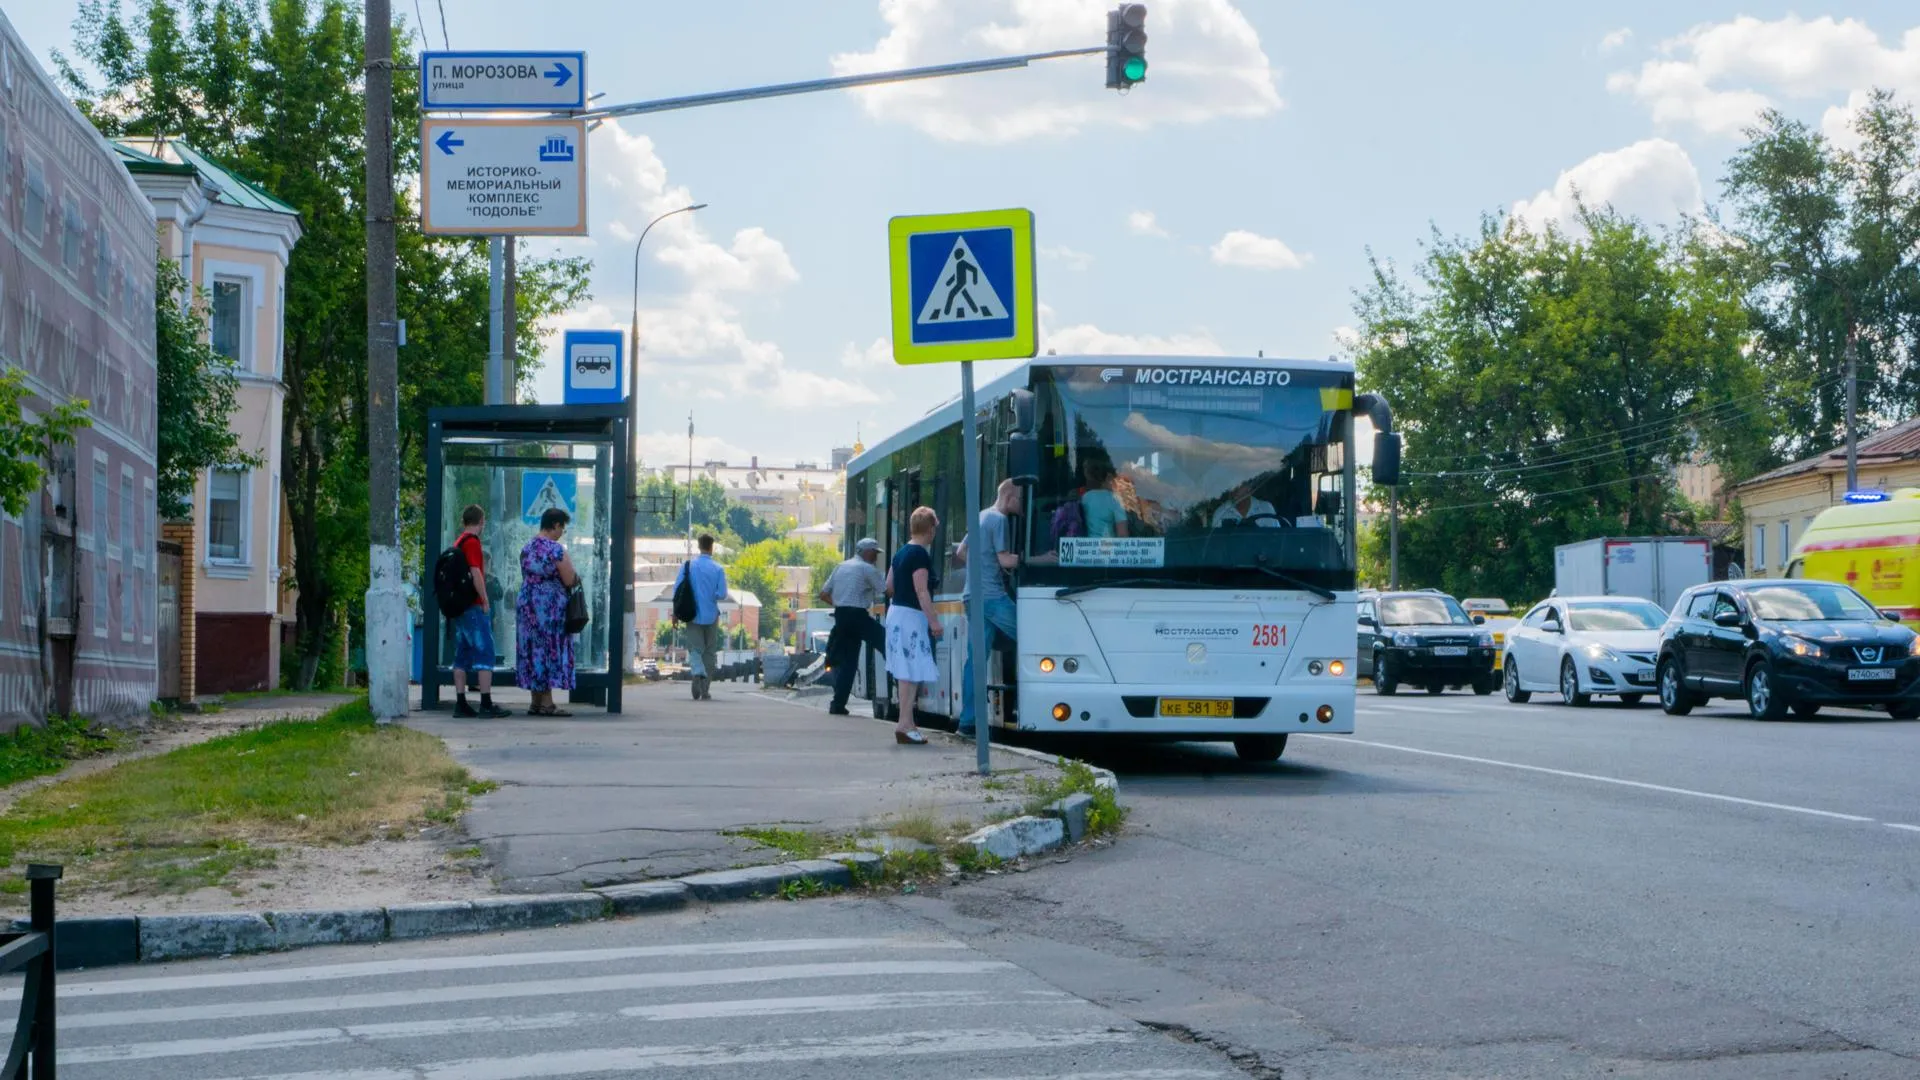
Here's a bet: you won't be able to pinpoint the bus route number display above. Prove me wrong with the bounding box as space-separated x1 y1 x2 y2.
1059 537 1166 568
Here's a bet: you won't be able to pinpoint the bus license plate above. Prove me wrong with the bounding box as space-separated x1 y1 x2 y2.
1433 646 1468 657
1847 667 1895 682
1160 698 1232 718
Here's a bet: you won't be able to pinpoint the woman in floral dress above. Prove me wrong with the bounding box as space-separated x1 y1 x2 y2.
517 507 580 716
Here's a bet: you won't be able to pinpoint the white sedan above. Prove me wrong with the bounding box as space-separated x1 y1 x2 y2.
1501 596 1668 706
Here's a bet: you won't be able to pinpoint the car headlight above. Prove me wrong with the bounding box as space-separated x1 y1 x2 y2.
1785 637 1824 659
1910 636 1920 658
1580 643 1621 663
1392 632 1418 647
1473 632 1494 648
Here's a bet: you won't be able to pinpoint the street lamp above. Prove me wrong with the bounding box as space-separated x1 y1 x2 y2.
1773 261 1859 493
625 203 705 674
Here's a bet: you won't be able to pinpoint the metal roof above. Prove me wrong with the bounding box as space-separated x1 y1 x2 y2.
113 137 300 218
1735 415 1920 491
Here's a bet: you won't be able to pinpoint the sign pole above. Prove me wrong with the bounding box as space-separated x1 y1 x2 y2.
486 237 505 404
960 360 990 775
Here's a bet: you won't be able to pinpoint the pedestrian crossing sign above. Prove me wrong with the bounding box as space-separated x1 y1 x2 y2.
888 208 1037 365
521 470 578 526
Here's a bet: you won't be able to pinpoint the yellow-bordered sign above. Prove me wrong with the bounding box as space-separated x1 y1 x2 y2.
887 208 1037 365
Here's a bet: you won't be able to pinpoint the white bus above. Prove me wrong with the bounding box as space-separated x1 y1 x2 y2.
841 355 1400 761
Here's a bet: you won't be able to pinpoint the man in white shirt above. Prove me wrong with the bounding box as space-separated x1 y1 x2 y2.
820 538 888 715
1211 482 1281 528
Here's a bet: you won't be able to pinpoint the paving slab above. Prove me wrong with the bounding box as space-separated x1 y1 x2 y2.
410 680 1047 892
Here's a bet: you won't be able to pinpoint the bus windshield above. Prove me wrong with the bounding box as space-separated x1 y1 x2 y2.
1025 364 1356 589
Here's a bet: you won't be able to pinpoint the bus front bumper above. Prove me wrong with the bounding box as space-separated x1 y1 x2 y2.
1014 682 1357 735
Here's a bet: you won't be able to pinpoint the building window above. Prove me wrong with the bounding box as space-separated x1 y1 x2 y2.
267 472 281 578
20 493 39 629
93 455 110 638
1754 525 1766 571
22 156 47 243
61 196 85 274
1779 521 1790 565
143 478 155 645
211 278 248 364
207 468 249 564
119 470 134 563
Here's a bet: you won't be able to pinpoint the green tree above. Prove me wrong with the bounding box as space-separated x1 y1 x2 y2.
0 372 90 516
153 250 259 519
1351 207 1766 600
1720 89 1920 461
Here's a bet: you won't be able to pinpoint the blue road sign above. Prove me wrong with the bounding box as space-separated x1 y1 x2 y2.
562 329 625 405
421 51 587 111
521 471 578 526
887 209 1037 365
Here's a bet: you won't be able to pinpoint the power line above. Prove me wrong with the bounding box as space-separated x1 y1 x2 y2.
435 0 451 49
1417 469 1676 514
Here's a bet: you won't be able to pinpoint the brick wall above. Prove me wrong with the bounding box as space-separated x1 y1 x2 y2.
161 520 197 702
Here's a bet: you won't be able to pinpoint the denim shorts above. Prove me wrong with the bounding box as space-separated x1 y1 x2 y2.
452 606 495 671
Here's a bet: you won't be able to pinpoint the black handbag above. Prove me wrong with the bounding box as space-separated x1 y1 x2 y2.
563 584 589 635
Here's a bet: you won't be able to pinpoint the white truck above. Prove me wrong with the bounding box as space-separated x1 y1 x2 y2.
1553 537 1712 612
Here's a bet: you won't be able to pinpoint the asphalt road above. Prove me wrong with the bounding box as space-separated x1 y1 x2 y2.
944 690 1920 1078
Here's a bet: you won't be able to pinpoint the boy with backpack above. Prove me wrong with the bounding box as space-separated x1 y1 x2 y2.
435 504 510 717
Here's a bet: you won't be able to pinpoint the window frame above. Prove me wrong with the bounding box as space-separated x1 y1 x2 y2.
205 467 252 570
92 451 110 639
1753 524 1766 571
21 153 47 245
142 476 155 646
209 276 251 368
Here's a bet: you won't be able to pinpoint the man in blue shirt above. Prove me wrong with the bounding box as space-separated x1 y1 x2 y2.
673 534 731 700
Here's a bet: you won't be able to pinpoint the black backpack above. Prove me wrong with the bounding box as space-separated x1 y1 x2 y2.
672 562 699 623
433 542 478 618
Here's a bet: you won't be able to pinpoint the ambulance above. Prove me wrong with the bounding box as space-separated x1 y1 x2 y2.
1786 490 1920 619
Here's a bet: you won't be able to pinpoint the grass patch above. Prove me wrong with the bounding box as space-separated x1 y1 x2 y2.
446 845 485 861
0 715 131 790
0 700 485 900
726 826 834 860
1017 759 1126 837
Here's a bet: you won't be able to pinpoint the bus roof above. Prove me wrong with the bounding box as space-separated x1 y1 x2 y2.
846 354 1355 476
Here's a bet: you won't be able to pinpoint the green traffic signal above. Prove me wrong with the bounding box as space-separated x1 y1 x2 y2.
1123 55 1147 82
1105 3 1148 91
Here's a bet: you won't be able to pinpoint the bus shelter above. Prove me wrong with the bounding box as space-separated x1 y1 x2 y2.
421 404 631 713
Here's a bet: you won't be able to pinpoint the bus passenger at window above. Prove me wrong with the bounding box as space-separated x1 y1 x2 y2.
1081 459 1129 538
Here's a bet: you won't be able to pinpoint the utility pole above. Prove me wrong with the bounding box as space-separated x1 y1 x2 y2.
363 0 408 720
1843 325 1859 494
502 238 519 403
486 238 505 403
1388 487 1400 590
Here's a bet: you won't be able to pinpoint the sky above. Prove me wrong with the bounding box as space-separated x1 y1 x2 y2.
9 1 1920 469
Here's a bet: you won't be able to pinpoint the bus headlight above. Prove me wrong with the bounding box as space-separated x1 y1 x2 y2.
1308 660 1324 676
1329 660 1346 676
1039 657 1056 673
1051 703 1071 722
1062 657 1079 673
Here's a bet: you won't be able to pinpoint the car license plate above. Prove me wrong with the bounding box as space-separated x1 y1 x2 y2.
1160 697 1232 718
1847 667 1896 682
1433 646 1468 657
1634 667 1656 682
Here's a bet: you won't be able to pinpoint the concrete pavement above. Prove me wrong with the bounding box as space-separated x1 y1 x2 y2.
412 679 1052 892
939 690 1920 1078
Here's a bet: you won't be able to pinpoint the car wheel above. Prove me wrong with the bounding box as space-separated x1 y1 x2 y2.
1889 701 1920 720
1791 702 1821 718
1472 675 1496 696
1658 658 1694 715
1620 694 1645 706
1425 683 1445 695
1233 735 1287 762
1504 659 1532 704
1560 657 1591 707
1374 653 1398 696
1746 661 1788 721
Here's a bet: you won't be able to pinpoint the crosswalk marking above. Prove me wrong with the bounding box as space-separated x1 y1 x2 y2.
195 1029 1140 1080
64 1012 580 1065
63 959 1016 1030
618 988 1069 1021
16 936 965 1002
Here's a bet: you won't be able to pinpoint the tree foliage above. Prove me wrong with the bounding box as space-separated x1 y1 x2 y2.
1351 208 1766 601
0 373 90 518
153 250 258 519
62 0 590 687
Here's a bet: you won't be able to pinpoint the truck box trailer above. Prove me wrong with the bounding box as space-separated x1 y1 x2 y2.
1554 537 1712 611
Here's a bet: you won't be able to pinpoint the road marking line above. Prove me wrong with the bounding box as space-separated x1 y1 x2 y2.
619 988 1068 1021
1302 735 1877 822
195 1029 1137 1080
63 1012 577 1065
1886 823 1920 833
61 961 1016 1031
18 937 965 1002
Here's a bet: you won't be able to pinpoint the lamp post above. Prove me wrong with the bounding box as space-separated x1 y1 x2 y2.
1776 260 1860 494
625 203 704 674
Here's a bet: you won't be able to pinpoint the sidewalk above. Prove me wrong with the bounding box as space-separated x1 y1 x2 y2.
410 679 1050 893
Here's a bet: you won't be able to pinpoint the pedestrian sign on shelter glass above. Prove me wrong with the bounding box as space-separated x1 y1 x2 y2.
888 208 1037 365
521 471 578 526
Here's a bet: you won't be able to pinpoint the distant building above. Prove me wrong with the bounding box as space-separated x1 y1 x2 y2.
637 580 759 659
0 12 161 725
116 136 302 697
1674 451 1725 511
1732 418 1920 578
660 455 844 531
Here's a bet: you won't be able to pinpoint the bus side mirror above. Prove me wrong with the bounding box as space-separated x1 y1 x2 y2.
1373 431 1402 487
1007 433 1039 486
1009 389 1036 435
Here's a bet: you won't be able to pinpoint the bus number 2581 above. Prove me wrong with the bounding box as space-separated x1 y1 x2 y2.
1251 624 1287 647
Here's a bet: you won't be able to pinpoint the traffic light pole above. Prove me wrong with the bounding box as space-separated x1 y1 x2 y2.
541 47 1111 124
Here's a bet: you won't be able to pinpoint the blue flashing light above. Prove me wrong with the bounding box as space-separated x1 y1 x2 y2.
1843 489 1892 503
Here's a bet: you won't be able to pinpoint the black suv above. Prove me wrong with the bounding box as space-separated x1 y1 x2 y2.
1657 579 1920 720
1357 590 1498 695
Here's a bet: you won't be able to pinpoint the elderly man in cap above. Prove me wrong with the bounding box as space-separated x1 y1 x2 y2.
818 537 890 715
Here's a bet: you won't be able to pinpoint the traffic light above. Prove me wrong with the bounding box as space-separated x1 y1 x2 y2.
1105 4 1148 91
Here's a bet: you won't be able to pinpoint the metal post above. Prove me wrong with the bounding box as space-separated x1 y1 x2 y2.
1388 486 1400 590
486 237 504 404
686 414 695 562
27 864 59 1080
363 0 408 721
502 238 519 403
1844 328 1858 494
960 361 989 775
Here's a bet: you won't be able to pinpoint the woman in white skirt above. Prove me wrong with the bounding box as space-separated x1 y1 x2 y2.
882 506 943 745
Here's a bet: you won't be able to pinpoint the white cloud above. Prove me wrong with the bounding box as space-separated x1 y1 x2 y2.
636 430 754 471
830 0 1281 143
1039 244 1094 270
1209 229 1310 270
1599 27 1632 53
1039 304 1225 355
841 337 896 370
1510 138 1704 229
1607 16 1920 136
1128 210 1170 237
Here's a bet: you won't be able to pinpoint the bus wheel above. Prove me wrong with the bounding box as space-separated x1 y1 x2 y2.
1233 735 1287 762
